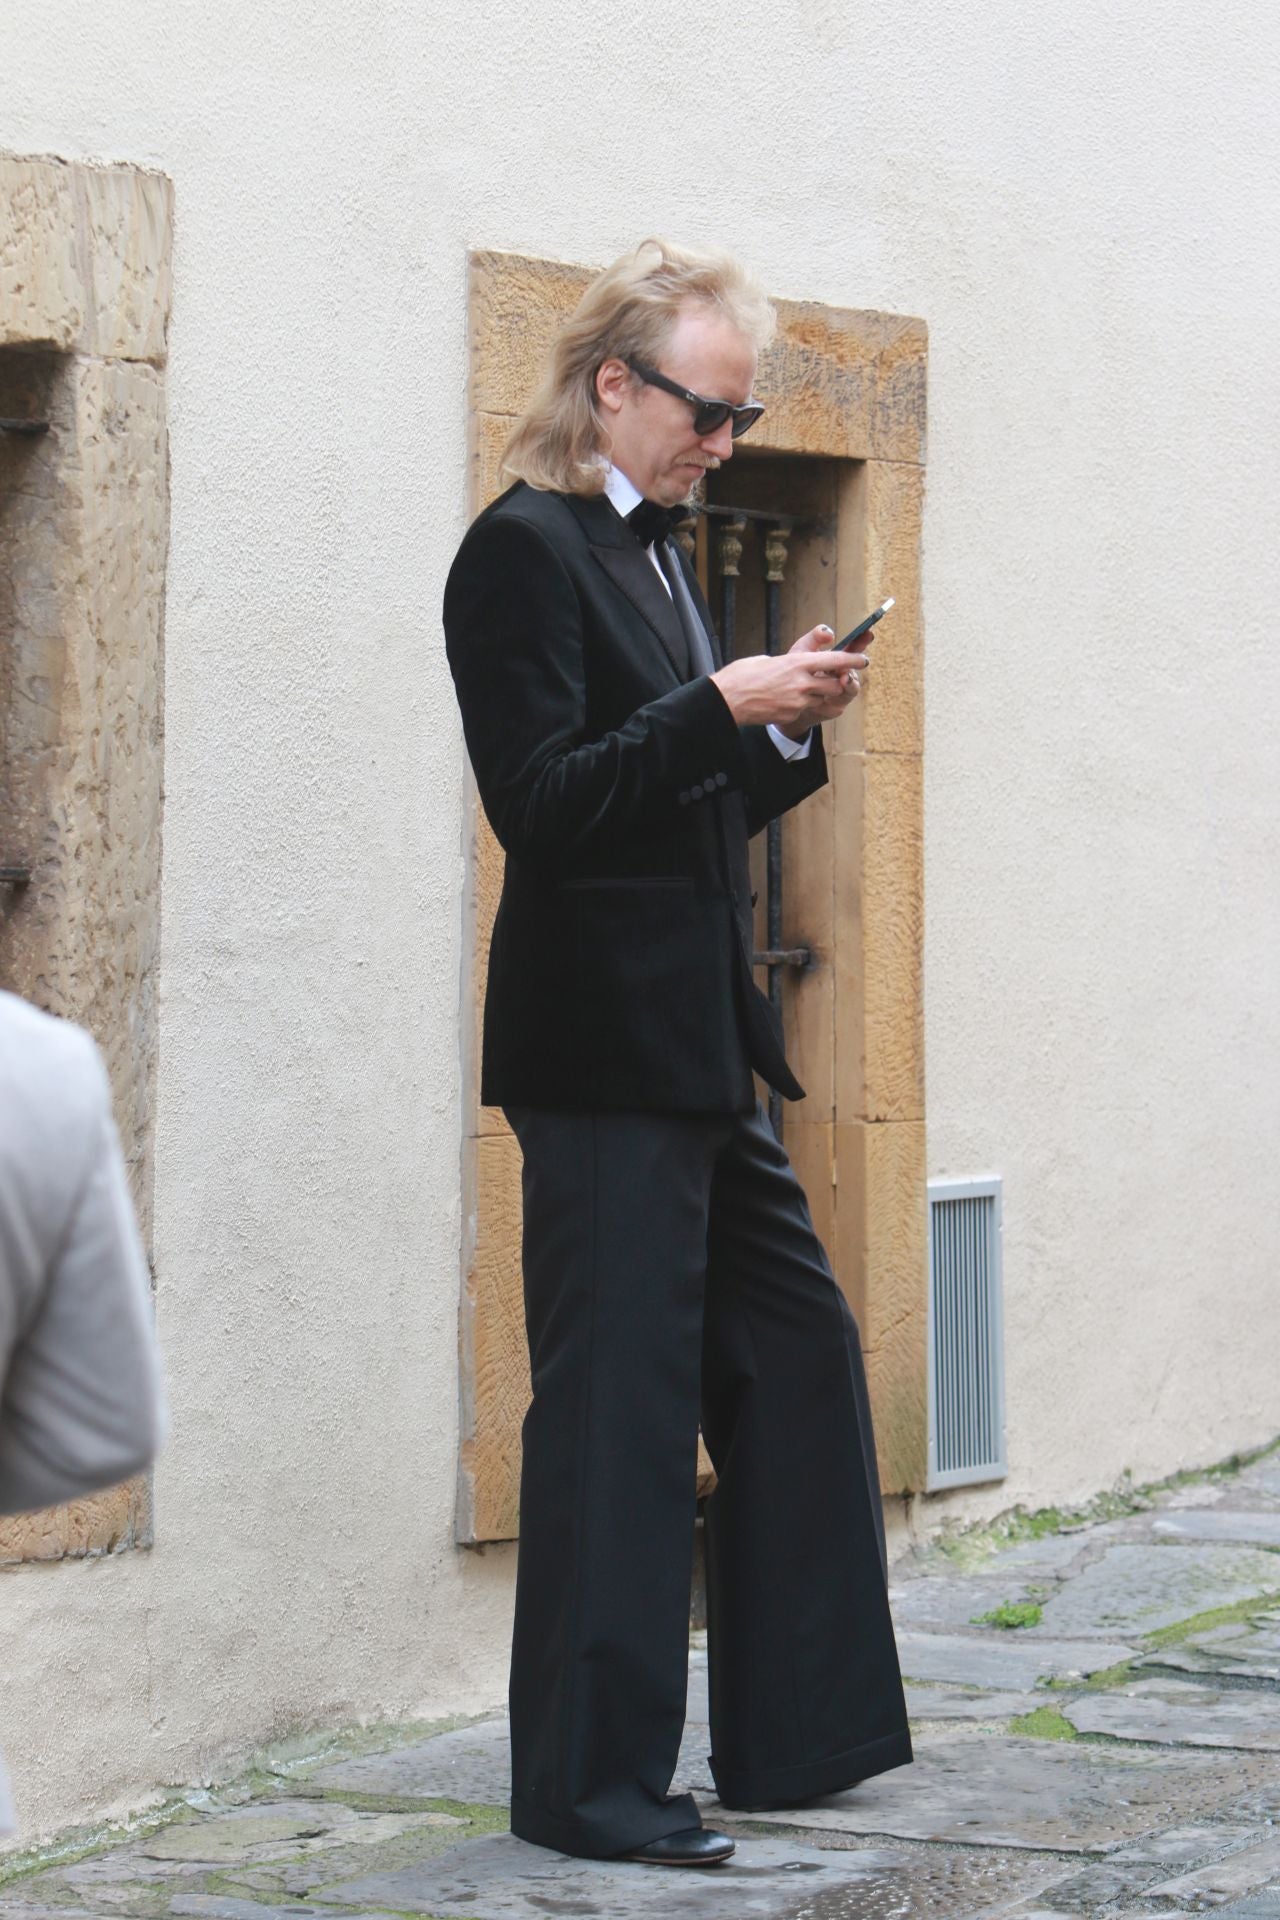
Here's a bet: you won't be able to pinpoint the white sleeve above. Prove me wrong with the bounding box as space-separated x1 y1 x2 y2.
0 1060 166 1518
766 723 813 761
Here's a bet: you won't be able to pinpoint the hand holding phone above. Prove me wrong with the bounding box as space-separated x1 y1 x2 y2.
833 597 895 651
712 605 890 731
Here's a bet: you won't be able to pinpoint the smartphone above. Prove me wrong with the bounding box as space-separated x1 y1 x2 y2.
833 597 895 651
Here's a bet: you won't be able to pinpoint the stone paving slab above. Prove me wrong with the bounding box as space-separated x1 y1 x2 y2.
1229 1777 1280 1834
33 1804 466 1902
1106 1820 1260 1864
701 1732 1276 1853
688 1666 710 1720
168 1900 403 1920
141 1812 342 1863
165 1896 353 1912
888 1574 1050 1633
1232 1456 1280 1503
54 1849 212 1889
904 1685 1045 1722
673 1719 715 1795
1 1811 478 1918
1063 1676 1280 1748
128 1801 458 1866
1004 1907 1200 1918
1139 1619 1280 1681
309 1829 1063 1920
1146 1828 1280 1903
895 1629 1137 1689
308 1715 511 1804
1030 1543 1280 1638
896 1523 1125 1585
960 1535 1103 1580
0 1909 130 1919
993 1856 1203 1913
182 1810 459 1864
1017 1819 1280 1914
1151 1509 1280 1547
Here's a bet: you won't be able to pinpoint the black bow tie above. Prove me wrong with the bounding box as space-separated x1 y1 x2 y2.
625 499 684 549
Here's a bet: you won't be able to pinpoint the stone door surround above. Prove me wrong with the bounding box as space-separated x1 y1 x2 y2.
456 249 928 1543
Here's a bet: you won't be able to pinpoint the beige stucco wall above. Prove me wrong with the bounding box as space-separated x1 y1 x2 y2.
1 0 1277 1845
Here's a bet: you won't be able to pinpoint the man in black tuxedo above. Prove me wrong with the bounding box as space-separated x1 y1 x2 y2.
444 239 912 1868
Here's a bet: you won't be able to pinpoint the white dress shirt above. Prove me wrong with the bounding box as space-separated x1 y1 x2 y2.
603 465 812 762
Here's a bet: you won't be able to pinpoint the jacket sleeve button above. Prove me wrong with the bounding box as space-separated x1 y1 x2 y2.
715 771 728 787
690 783 704 800
678 790 691 806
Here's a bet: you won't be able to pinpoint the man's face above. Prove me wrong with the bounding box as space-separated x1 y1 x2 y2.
596 302 758 507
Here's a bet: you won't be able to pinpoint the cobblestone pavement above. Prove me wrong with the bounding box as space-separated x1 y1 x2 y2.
4 1445 1280 1919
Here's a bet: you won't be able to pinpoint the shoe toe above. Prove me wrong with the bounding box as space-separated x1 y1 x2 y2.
623 1826 735 1866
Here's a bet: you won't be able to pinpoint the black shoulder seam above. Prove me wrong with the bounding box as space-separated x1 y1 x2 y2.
461 500 578 589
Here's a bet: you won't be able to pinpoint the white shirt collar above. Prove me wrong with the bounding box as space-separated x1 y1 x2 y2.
602 463 645 521
601 463 674 597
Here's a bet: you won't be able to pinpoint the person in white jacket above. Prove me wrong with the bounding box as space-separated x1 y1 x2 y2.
0 990 166 1839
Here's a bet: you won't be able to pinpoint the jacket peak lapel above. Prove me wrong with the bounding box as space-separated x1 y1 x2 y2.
557 488 692 683
590 544 690 683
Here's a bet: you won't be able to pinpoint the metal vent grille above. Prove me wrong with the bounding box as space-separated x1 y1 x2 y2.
926 1177 1006 1490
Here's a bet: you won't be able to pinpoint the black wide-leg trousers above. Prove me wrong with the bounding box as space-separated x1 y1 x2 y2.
503 1101 913 1860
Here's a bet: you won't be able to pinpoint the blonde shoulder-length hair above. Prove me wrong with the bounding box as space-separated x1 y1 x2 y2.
500 238 776 498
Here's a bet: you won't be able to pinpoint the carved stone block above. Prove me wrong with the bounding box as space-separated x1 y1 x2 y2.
0 155 171 365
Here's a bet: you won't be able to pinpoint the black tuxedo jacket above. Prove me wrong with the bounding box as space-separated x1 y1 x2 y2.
443 480 827 1112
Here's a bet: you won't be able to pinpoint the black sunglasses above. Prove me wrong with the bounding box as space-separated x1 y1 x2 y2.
626 358 766 440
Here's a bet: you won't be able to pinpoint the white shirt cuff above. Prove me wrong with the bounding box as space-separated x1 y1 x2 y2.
766 723 813 761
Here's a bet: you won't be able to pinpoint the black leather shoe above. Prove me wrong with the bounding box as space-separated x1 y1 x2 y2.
622 1827 736 1866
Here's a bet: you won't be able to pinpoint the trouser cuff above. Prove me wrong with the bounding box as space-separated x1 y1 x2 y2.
712 1725 913 1809
511 1789 701 1860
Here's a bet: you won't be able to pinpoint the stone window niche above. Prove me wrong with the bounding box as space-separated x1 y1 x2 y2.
1 346 70 886
0 155 171 1564
456 251 928 1544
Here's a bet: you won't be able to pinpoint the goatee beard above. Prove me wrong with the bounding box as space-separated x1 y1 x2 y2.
683 459 719 507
